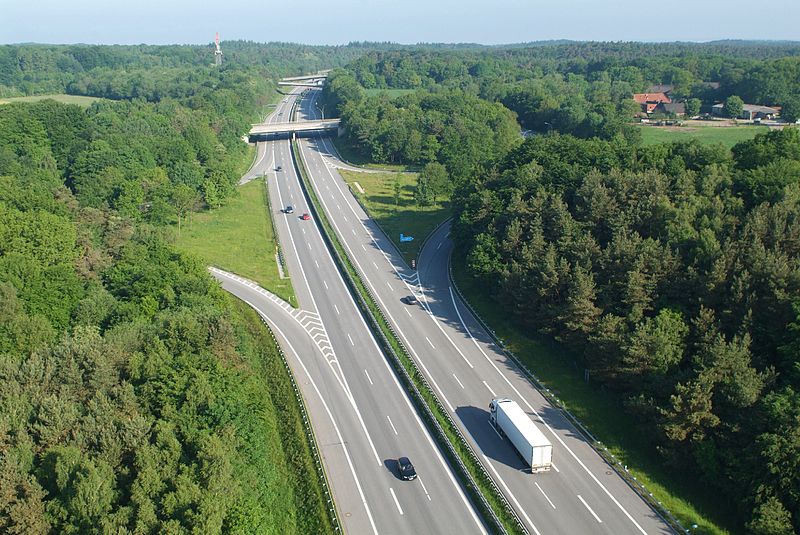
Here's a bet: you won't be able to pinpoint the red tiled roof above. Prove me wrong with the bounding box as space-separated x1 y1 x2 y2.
633 93 672 104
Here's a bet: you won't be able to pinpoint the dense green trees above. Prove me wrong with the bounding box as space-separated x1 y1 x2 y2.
324 71 521 182
0 49 334 533
452 128 800 532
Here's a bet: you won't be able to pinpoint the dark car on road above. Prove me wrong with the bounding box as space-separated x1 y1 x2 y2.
284 205 294 214
398 457 417 480
401 295 419 305
276 165 283 172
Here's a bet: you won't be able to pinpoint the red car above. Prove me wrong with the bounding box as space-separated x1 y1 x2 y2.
301 213 311 221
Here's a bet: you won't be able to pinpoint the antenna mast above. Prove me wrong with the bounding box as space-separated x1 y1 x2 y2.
214 32 222 66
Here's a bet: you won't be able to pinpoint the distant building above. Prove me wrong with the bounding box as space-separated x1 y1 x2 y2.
711 103 780 120
658 102 686 116
633 92 672 114
646 84 675 96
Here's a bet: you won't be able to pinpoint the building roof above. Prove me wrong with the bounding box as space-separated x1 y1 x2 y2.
647 84 674 94
743 104 779 114
633 93 672 104
660 102 686 114
711 103 780 114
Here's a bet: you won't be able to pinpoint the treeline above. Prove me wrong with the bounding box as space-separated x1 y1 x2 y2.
342 43 800 130
0 41 435 99
324 71 521 181
452 128 800 533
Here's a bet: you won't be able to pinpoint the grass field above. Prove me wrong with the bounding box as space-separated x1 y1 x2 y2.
338 169 450 264
0 94 105 107
451 256 734 535
639 124 769 148
176 179 295 304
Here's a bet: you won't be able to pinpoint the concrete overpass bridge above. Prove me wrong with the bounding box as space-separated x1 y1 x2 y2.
282 72 329 82
278 81 323 88
249 119 341 140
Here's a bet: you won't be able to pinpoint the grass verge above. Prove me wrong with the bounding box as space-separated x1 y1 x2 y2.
176 179 295 304
228 295 337 533
450 254 735 535
328 136 418 172
292 138 524 535
338 169 450 264
639 124 769 148
0 94 105 107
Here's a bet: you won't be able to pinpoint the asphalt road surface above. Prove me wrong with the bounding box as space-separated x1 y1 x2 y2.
294 87 675 535
214 88 487 535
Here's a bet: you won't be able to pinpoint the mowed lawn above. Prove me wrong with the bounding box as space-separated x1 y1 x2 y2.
0 94 105 107
176 179 295 304
639 124 769 148
338 170 450 264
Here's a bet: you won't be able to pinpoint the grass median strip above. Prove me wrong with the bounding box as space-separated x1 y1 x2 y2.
292 138 525 535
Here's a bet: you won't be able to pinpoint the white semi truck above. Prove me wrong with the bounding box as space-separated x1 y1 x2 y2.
489 398 553 473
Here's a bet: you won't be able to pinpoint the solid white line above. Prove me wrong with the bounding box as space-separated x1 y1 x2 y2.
348 333 354 346
334 304 340 315
489 421 503 440
418 476 432 501
323 280 329 290
578 495 603 523
483 454 542 535
425 337 436 349
482 380 496 397
364 369 373 385
535 482 556 509
389 488 404 515
453 373 465 389
447 287 647 534
249 306 379 534
387 415 398 435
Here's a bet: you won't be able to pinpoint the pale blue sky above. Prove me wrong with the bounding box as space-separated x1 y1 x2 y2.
4 0 799 45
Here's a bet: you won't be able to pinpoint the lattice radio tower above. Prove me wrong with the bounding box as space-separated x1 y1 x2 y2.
214 32 223 66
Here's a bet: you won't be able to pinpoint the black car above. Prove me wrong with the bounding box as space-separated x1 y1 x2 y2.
397 457 417 480
402 295 419 305
284 205 294 214
276 165 283 172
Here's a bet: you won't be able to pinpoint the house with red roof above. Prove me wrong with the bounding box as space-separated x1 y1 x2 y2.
633 92 672 114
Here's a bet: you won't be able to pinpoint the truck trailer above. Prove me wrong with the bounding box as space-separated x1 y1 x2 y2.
489 397 553 473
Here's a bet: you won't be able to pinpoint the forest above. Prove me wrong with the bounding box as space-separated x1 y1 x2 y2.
325 41 800 533
0 46 336 533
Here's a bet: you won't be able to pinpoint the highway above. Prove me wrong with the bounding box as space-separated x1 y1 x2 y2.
294 87 675 535
215 88 487 534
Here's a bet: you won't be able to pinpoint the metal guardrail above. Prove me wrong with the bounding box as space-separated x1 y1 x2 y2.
238 293 343 533
446 258 686 535
290 136 527 535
